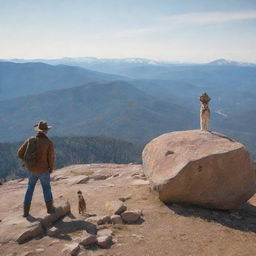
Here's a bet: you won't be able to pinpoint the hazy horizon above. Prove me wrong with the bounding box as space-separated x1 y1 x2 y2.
1 56 256 65
1 0 256 62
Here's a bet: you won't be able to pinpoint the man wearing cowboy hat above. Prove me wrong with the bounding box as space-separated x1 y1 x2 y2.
17 120 55 217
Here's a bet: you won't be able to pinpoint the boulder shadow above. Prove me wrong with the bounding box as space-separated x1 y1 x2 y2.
166 202 256 233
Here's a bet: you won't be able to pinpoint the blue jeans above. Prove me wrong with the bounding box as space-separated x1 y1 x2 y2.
24 172 53 205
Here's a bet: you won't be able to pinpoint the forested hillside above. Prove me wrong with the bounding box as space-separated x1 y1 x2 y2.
0 62 124 100
0 135 142 181
0 81 197 143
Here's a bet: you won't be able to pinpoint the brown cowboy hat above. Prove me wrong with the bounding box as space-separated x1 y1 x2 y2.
33 120 52 132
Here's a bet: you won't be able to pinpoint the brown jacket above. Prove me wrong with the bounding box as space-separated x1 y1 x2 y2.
17 132 54 174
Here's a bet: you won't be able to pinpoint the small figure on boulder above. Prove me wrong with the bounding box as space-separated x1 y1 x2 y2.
199 92 211 131
17 120 55 217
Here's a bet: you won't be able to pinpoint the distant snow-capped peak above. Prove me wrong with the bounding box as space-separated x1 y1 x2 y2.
208 58 255 66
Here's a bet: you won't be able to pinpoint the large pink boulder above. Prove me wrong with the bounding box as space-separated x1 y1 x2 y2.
142 130 256 209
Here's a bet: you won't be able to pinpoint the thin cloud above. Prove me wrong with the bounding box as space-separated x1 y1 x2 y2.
163 11 256 24
115 11 256 38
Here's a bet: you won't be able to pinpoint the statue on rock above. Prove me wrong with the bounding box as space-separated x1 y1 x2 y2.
142 92 256 210
199 92 211 131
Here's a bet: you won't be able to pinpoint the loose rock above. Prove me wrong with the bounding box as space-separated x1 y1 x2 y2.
79 231 97 246
41 199 71 228
96 235 112 248
105 200 127 215
111 215 123 224
17 198 70 244
97 228 113 236
121 211 141 224
86 216 111 225
62 243 80 256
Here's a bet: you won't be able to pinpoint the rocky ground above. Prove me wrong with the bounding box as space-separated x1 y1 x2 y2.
1 163 256 256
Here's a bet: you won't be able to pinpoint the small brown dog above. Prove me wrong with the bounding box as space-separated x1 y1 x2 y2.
77 190 86 215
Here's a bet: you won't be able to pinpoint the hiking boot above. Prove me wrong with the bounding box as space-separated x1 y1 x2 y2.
23 204 31 217
46 200 55 214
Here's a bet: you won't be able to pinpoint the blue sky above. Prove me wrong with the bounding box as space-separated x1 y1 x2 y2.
0 0 256 62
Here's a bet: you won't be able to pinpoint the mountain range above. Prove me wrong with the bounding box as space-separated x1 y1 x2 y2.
0 58 255 158
0 61 125 100
0 81 196 143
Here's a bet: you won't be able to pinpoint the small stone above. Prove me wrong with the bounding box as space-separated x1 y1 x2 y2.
97 235 112 248
105 200 127 215
86 216 111 225
62 243 80 256
121 211 141 224
97 229 113 236
111 215 123 224
102 215 111 224
79 232 97 246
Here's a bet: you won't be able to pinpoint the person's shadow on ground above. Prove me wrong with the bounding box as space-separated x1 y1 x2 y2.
30 212 97 242
47 212 97 241
167 202 256 233
26 215 43 223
